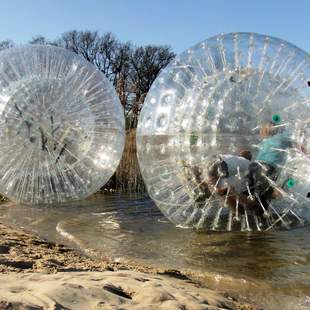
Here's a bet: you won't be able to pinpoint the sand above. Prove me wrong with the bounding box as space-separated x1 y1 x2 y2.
0 222 262 310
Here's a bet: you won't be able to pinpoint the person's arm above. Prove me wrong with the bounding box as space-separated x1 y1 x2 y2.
288 136 307 154
207 175 228 196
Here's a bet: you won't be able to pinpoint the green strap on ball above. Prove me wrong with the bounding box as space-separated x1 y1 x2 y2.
272 114 281 123
286 178 296 188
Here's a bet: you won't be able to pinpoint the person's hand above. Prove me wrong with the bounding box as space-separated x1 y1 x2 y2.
272 189 282 199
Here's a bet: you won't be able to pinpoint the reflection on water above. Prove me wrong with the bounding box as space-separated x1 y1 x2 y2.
0 193 309 309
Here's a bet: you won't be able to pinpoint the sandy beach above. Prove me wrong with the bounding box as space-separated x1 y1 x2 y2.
0 221 262 310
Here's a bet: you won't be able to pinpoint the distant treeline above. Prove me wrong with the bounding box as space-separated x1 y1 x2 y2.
0 31 175 129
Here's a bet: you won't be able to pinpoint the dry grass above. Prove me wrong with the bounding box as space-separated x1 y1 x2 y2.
103 129 146 193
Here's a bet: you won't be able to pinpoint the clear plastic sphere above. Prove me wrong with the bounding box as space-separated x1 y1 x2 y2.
0 45 125 205
137 32 310 231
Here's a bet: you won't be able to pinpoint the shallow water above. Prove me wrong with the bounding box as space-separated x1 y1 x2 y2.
0 193 309 309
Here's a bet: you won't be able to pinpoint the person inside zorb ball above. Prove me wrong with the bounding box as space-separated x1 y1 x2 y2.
137 32 310 231
0 45 125 205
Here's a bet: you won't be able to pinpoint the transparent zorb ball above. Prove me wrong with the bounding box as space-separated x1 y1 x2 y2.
137 32 310 231
0 45 125 205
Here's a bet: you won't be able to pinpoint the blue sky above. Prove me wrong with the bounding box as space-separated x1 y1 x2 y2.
0 0 309 53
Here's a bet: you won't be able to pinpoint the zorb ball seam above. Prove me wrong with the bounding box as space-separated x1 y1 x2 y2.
0 45 125 205
137 32 310 232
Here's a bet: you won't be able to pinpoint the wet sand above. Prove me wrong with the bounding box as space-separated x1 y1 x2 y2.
0 221 262 310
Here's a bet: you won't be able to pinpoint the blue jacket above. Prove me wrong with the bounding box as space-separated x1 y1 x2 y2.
256 132 292 167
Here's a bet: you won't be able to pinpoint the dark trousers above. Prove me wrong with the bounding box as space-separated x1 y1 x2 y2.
246 161 275 211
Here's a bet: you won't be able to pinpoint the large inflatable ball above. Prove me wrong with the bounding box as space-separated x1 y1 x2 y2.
137 32 310 231
0 45 125 205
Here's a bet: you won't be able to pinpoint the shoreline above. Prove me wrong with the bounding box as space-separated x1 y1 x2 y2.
0 220 262 309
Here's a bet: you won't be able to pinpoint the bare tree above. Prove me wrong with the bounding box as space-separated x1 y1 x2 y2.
130 45 175 100
29 35 50 45
57 31 120 79
56 30 134 107
43 30 175 125
113 42 132 108
0 40 14 51
96 32 119 78
127 45 175 126
59 30 100 62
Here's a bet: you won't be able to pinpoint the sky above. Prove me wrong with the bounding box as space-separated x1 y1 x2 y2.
0 0 309 54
